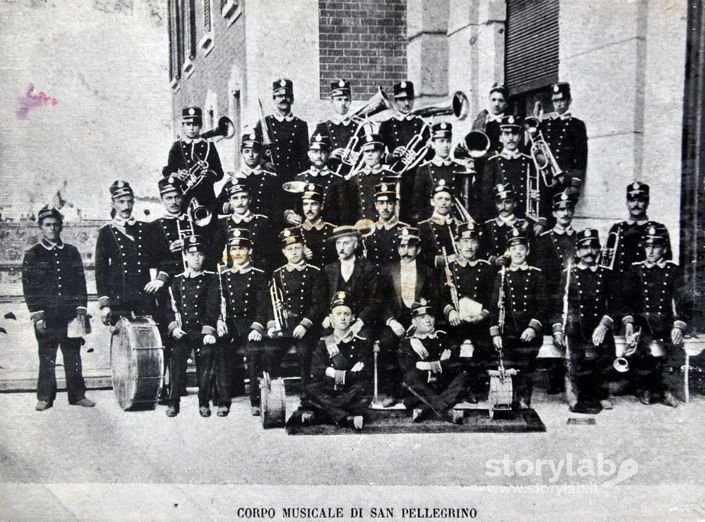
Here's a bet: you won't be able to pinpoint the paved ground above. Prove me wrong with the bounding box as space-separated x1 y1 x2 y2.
1 388 704 520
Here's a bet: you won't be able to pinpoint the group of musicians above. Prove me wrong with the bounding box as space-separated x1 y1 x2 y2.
22 77 692 430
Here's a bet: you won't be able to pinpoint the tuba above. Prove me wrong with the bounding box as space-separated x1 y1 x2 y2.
389 91 470 176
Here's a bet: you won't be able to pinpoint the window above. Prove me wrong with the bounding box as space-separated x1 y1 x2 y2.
200 0 214 54
168 0 183 87
221 0 240 27
182 0 196 77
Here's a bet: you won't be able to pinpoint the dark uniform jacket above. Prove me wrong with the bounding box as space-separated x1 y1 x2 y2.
221 264 268 339
551 264 615 342
621 260 690 339
398 330 462 384
22 240 87 325
539 112 588 189
441 258 494 318
478 216 532 262
212 213 278 274
255 114 309 183
293 167 345 224
534 227 577 302
301 220 337 267
412 158 468 222
471 109 504 155
489 264 547 342
311 331 372 389
418 214 460 269
166 270 220 338
150 214 190 283
340 165 392 224
313 120 357 153
216 165 281 219
166 138 224 208
268 263 328 332
363 218 408 269
323 258 381 327
95 221 156 309
378 260 438 325
606 220 672 276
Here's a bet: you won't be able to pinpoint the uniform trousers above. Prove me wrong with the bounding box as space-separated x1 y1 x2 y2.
500 333 542 406
402 371 469 414
448 322 492 397
267 333 319 391
35 323 87 404
566 336 613 404
630 333 683 397
170 332 229 409
305 381 370 425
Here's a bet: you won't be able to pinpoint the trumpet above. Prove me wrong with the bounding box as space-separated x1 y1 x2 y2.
269 276 288 337
599 230 620 270
524 117 563 187
389 91 470 176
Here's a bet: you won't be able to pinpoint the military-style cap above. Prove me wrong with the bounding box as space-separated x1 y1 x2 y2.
431 178 453 197
301 182 324 202
499 115 522 130
330 291 353 311
489 83 508 99
361 133 384 152
37 205 63 224
241 131 262 149
393 80 414 99
279 227 304 246
398 226 421 244
506 227 529 247
228 228 252 247
576 228 600 247
181 106 202 122
626 182 649 199
184 234 205 252
643 222 669 244
552 190 577 209
329 79 351 98
272 78 293 97
309 133 332 151
374 182 397 201
158 176 182 197
551 82 572 100
410 298 433 317
493 183 516 200
227 181 250 196
431 122 452 140
328 225 360 242
110 180 134 199
456 222 480 240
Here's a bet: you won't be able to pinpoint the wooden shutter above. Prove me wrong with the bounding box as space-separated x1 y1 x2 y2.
505 0 560 95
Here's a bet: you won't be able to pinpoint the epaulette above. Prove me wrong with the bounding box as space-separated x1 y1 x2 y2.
175 271 186 278
539 229 553 237
398 221 410 227
484 218 496 225
419 159 433 168
476 259 491 266
259 169 276 177
253 214 268 220
665 260 679 267
417 218 431 225
252 267 265 273
203 270 216 274
329 171 343 178
529 266 542 272
305 264 321 271
632 261 644 266
519 152 532 159
354 334 368 341
487 153 501 160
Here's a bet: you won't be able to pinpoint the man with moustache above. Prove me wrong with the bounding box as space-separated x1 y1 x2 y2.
478 183 532 267
418 180 460 269
363 183 409 269
313 79 359 172
470 83 509 155
292 183 337 267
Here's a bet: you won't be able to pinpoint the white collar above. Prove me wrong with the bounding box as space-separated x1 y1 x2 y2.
361 164 384 175
331 113 352 125
340 256 356 268
308 166 331 177
495 215 518 227
333 328 356 344
430 213 453 226
184 269 204 278
626 217 649 226
376 216 399 230
486 112 504 123
431 156 453 167
413 330 440 340
455 257 479 268
163 211 185 220
577 262 598 272
643 259 667 269
40 239 64 250
302 218 326 231
230 211 253 224
272 111 294 122
231 262 253 274
112 216 137 227
499 149 521 160
508 263 530 272
181 136 203 144
552 225 574 235
285 261 306 272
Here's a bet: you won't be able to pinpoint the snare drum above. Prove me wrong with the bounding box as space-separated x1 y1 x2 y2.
110 316 164 411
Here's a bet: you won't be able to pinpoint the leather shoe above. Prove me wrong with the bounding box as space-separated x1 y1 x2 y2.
166 406 178 417
412 408 425 422
344 415 364 431
35 400 52 411
72 397 96 408
216 406 230 417
639 390 652 405
449 409 464 424
517 399 530 410
301 411 315 425
662 391 679 408
600 399 614 410
382 396 398 408
199 406 211 417
251 406 261 417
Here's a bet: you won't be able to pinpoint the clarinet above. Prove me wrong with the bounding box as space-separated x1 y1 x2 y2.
442 247 460 311
497 266 507 335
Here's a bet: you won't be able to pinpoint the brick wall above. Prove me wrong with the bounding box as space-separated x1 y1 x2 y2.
318 0 407 100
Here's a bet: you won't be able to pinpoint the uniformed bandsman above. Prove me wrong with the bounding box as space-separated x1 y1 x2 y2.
412 122 468 222
481 115 548 230
478 183 532 267
212 181 277 274
165 235 226 417
313 79 359 169
165 106 224 211
95 181 159 325
267 228 329 391
216 229 270 416
442 222 494 402
304 291 372 431
379 80 431 223
538 82 588 192
418 179 461 269
363 182 409 269
620 223 691 408
286 133 345 225
22 206 95 411
216 132 281 227
489 229 548 409
295 183 337 267
397 300 468 423
552 230 616 413
605 182 672 276
470 83 509 155
255 78 310 184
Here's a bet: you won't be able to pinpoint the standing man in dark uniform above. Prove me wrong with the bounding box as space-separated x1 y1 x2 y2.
539 82 588 192
552 230 617 413
379 80 430 223
478 183 532 267
489 229 548 409
313 79 358 172
22 206 95 411
165 106 224 212
621 223 691 407
95 181 159 326
217 229 270 416
255 78 310 185
470 83 509 155
605 182 672 277
418 179 460 269
293 183 338 267
364 182 408 269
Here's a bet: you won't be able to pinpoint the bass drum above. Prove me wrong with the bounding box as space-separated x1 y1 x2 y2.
260 373 286 429
110 316 164 411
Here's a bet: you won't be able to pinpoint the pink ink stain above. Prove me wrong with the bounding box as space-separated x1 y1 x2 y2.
16 83 59 120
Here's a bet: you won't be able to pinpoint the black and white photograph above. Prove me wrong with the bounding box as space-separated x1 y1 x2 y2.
1 0 704 519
